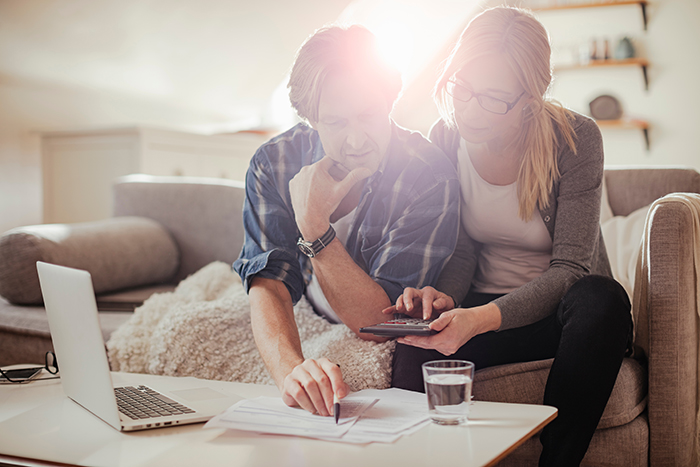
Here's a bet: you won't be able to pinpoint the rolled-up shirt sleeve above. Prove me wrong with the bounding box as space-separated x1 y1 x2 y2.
233 151 305 304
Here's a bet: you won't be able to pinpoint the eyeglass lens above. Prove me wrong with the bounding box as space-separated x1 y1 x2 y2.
447 81 510 115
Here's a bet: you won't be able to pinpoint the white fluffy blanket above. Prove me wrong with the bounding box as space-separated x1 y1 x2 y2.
107 262 395 391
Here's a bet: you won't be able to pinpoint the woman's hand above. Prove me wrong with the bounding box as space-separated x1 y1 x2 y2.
381 286 455 320
397 303 502 356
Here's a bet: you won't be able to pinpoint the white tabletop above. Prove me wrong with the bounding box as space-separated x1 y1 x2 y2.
0 371 556 467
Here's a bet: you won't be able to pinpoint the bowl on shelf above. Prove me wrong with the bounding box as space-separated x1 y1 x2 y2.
589 94 623 120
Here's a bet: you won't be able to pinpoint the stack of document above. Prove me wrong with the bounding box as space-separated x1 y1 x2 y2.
204 388 431 444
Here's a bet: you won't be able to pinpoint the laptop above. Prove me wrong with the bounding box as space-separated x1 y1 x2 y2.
36 261 243 432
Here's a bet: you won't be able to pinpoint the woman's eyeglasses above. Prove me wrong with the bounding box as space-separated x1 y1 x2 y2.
446 80 525 115
0 351 59 384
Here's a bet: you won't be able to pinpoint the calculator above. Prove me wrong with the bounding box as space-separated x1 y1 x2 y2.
359 314 438 337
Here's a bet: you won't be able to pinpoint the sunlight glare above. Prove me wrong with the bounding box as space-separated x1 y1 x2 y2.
371 20 415 78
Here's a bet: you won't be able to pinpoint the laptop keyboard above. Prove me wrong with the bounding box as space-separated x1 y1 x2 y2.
115 385 196 420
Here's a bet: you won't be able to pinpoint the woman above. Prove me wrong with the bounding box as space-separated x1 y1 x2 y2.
387 7 632 466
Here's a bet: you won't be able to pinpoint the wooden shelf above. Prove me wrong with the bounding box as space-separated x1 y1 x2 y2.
556 58 649 89
595 118 650 150
533 1 648 30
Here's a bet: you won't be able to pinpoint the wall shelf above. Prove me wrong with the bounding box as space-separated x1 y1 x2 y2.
595 118 650 150
556 58 649 90
532 1 648 30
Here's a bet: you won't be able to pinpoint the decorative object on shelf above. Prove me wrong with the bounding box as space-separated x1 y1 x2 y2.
589 95 623 120
614 37 636 59
589 38 598 62
603 38 611 60
579 43 592 65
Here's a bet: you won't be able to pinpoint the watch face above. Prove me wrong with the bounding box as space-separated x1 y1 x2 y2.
297 241 316 258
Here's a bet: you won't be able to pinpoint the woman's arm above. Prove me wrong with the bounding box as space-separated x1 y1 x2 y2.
493 116 606 330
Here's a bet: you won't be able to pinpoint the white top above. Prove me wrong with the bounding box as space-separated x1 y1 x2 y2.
458 139 553 294
305 207 357 324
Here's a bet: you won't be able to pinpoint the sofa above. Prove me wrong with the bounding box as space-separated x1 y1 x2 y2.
1 168 699 466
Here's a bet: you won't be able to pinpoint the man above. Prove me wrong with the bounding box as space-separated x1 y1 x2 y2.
233 25 459 417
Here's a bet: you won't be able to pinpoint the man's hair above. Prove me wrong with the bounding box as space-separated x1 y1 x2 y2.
288 25 402 124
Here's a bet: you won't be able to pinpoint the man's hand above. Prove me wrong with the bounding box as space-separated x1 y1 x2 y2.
281 358 350 416
381 286 455 320
289 156 371 240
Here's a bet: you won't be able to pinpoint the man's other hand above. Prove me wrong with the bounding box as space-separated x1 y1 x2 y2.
281 358 350 416
289 156 371 240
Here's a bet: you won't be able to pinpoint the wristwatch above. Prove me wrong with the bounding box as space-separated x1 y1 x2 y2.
297 225 336 258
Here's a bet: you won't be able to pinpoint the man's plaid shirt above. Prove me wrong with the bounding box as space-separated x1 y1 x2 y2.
233 122 460 305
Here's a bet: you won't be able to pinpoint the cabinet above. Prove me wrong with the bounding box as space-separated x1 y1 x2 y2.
529 0 651 149
41 127 268 224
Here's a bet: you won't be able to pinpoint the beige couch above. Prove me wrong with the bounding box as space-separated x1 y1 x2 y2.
1 168 699 466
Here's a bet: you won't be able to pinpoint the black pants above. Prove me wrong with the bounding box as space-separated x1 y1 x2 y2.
391 275 632 467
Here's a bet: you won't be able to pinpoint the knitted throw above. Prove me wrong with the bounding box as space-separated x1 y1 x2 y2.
107 262 395 391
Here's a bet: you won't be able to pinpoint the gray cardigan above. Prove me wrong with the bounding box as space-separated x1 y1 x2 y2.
430 111 613 331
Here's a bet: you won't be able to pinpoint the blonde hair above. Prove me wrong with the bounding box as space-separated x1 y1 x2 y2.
435 6 576 221
288 25 402 124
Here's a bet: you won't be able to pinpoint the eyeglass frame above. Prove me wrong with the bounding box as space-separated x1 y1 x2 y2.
446 79 526 115
0 351 59 384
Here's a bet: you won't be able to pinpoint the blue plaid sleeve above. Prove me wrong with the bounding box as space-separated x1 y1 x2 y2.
232 149 305 304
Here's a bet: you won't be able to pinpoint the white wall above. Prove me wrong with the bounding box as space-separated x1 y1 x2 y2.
0 77 235 234
536 0 700 168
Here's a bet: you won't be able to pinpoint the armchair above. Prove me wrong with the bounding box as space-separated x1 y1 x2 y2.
487 167 700 466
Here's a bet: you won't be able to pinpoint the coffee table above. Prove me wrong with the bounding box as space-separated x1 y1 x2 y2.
0 371 556 467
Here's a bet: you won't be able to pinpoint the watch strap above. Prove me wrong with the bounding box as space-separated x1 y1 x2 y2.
297 225 336 258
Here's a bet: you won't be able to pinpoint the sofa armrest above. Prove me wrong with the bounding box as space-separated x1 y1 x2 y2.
646 200 698 465
0 217 179 305
113 175 246 282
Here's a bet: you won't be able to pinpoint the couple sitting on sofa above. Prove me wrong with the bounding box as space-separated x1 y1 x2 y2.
235 7 631 466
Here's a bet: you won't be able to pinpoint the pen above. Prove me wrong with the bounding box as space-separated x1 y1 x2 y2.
334 394 340 424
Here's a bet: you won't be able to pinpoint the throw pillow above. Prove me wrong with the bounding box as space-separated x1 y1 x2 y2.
601 203 651 302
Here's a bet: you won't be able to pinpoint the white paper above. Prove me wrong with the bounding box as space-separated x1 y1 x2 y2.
204 396 375 438
317 388 430 443
205 388 431 444
350 388 430 433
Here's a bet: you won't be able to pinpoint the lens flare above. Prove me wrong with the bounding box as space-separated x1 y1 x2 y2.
372 20 415 78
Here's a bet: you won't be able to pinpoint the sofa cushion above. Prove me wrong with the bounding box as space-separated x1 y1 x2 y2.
95 283 177 311
0 296 133 366
473 357 647 429
0 216 179 305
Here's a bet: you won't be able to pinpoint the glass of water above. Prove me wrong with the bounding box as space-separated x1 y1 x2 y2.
422 360 474 425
